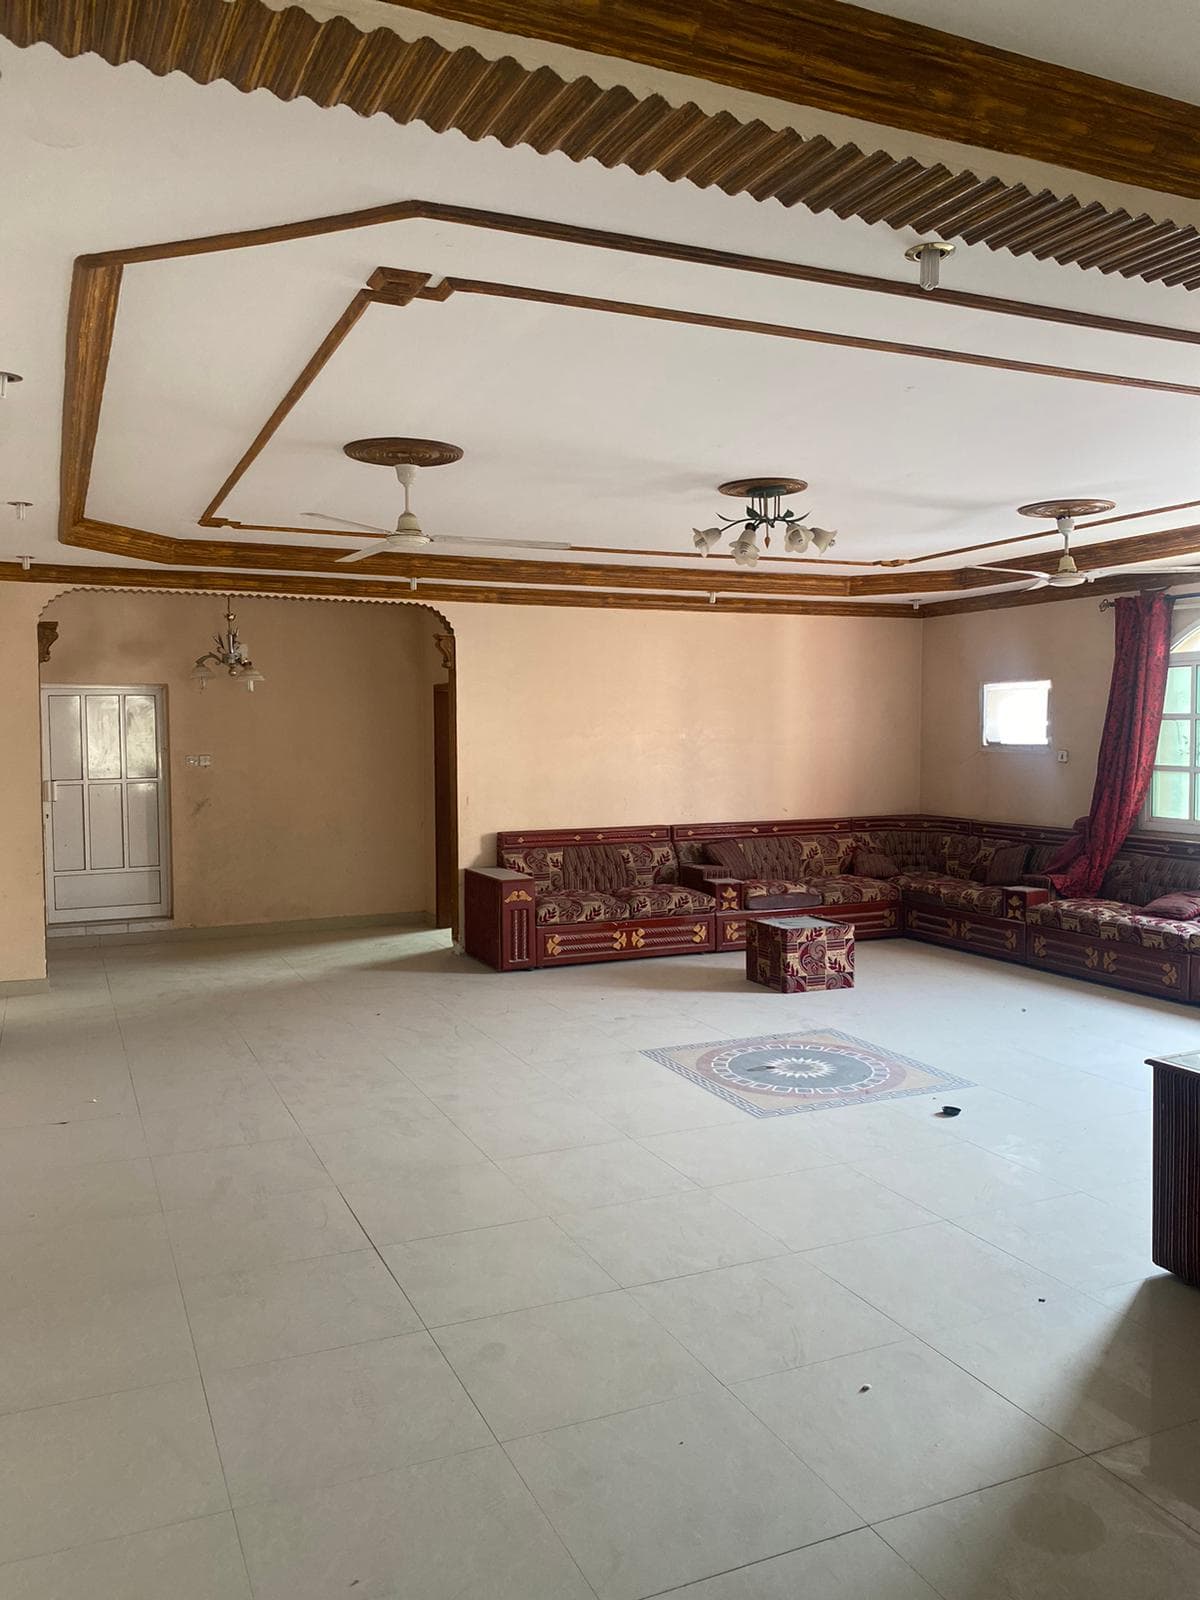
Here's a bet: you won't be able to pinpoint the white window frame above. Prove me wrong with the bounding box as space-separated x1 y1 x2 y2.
1142 621 1200 835
980 679 1052 751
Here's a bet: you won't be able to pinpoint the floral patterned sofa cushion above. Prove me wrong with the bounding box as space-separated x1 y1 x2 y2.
613 885 716 917
497 845 564 892
618 842 679 885
535 891 630 926
744 874 901 907
1026 898 1200 952
894 872 1008 917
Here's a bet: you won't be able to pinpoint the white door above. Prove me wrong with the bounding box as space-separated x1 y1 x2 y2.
41 685 172 924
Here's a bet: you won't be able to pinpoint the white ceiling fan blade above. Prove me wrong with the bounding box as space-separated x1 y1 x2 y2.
304 511 394 536
972 565 1051 584
336 542 397 564
428 534 573 552
1086 566 1200 580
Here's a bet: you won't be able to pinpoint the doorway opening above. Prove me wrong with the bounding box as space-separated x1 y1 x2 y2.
37 592 457 937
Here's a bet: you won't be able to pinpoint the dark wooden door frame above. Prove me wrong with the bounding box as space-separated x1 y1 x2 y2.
432 678 458 935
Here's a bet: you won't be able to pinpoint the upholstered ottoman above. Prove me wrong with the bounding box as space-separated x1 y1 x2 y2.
746 915 855 992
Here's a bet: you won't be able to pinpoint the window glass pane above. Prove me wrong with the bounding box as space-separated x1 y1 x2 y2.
1194 774 1200 825
1163 665 1193 714
1152 769 1190 820
1155 718 1192 767
982 680 1050 746
123 695 158 780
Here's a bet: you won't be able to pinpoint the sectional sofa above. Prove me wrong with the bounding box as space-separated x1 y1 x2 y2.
463 814 1200 1004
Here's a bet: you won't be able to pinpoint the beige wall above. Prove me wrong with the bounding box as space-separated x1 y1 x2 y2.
920 597 1115 826
40 592 443 930
447 605 924 867
0 588 53 986
25 579 1159 987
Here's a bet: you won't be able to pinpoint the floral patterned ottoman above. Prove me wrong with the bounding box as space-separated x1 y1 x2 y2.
746 915 855 992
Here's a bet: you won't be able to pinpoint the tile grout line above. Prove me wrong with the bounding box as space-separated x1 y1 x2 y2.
110 966 258 1600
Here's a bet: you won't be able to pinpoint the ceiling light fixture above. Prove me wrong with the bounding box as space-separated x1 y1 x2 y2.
7 501 32 521
693 477 838 568
904 240 956 292
190 596 265 692
0 372 23 399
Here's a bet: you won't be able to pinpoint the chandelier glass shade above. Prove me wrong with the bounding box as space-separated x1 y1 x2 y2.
692 479 837 567
191 597 265 691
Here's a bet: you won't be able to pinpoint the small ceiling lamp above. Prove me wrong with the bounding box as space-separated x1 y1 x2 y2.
692 476 838 568
904 240 956 292
191 596 265 692
0 372 23 399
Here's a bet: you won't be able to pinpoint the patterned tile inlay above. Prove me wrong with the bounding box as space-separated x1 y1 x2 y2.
643 1029 972 1119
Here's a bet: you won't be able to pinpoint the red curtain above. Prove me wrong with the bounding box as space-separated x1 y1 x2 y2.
1045 592 1173 897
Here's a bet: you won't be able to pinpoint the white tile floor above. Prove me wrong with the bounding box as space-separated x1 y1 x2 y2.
2 930 1200 1597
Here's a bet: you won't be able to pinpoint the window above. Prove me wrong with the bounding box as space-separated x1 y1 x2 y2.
1145 622 1200 831
981 680 1051 748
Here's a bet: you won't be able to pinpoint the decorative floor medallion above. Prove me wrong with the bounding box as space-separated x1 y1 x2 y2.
643 1028 972 1118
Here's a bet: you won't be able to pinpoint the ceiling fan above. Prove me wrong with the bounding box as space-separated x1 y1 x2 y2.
305 438 570 563
971 499 1200 591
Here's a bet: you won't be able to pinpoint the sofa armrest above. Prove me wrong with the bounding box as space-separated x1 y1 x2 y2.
1001 883 1052 919
678 864 744 908
463 869 537 971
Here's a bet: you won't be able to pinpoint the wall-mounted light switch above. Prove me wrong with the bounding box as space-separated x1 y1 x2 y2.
185 754 212 768
1056 750 1069 763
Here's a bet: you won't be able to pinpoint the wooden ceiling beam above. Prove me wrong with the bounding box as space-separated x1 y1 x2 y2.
387 0 1200 202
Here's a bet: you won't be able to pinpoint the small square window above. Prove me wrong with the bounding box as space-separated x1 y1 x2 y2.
981 680 1051 747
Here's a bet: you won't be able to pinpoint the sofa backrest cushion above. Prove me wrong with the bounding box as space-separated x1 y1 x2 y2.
497 844 564 892
1102 852 1200 906
714 832 862 880
853 849 899 879
979 841 1029 885
558 841 679 893
706 838 751 875
618 841 679 886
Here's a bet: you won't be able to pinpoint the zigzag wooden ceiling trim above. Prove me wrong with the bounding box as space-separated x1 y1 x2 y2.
7 0 1200 290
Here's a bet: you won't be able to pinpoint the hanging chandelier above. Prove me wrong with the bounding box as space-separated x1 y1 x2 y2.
692 477 837 568
190 596 265 692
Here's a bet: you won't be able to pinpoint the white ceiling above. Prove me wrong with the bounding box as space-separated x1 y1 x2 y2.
3 37 1200 602
861 0 1200 105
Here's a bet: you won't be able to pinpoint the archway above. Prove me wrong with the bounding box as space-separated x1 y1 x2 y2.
35 589 456 942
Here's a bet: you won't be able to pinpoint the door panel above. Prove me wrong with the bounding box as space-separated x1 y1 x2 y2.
87 782 125 870
47 694 83 781
85 694 122 779
124 696 158 779
50 783 86 871
42 685 171 923
126 782 161 868
56 869 161 912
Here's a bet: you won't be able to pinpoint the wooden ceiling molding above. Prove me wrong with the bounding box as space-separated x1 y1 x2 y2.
385 0 1200 203
195 255 1200 545
8 0 1200 290
52 197 1200 615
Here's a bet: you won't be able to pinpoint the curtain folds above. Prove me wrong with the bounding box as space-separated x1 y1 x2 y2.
1045 592 1173 898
